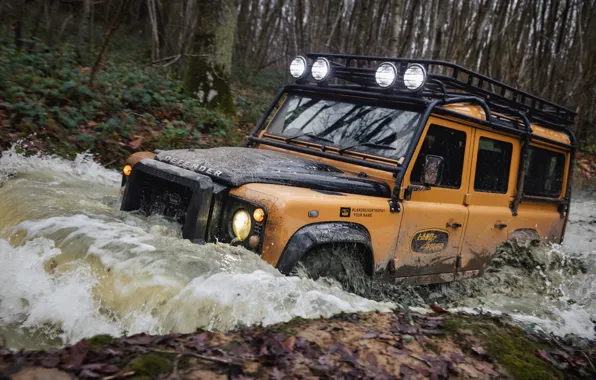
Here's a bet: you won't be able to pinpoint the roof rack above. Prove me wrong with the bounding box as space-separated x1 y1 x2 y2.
304 53 576 127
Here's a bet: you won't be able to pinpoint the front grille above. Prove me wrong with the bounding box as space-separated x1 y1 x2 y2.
138 172 193 224
121 160 214 243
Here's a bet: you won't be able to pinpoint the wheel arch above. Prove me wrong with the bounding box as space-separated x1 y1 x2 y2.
275 222 374 276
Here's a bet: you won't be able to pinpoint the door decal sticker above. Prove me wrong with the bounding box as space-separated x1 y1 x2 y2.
411 229 449 254
340 207 351 217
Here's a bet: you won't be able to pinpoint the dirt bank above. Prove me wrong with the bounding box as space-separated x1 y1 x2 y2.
1 310 594 379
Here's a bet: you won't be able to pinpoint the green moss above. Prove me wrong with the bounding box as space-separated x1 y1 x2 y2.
443 318 462 334
449 316 564 380
287 316 309 326
483 326 563 380
269 323 297 337
424 341 440 353
129 353 173 377
88 334 115 351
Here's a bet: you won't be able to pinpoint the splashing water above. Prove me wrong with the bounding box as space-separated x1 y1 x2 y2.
0 148 392 349
0 148 594 349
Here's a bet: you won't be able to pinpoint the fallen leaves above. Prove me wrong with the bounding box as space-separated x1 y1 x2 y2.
128 135 144 150
429 303 450 315
1 311 594 379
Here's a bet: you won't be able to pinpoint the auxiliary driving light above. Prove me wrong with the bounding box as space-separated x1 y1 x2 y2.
123 165 132 176
290 56 307 79
404 63 427 91
375 62 398 88
311 57 330 82
232 209 251 241
253 208 265 223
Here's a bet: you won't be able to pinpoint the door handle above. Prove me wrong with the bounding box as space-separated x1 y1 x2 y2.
446 222 462 229
494 223 507 229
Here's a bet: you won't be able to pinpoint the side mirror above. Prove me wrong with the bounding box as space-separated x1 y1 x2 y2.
421 155 444 187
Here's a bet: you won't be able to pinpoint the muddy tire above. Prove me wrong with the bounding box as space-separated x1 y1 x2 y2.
294 244 371 293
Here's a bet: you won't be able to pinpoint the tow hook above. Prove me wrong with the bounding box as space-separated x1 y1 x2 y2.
230 237 242 246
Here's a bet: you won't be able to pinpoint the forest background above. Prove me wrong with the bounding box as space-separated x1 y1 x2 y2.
1 0 596 179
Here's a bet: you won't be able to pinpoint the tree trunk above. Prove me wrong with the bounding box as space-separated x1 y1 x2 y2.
14 0 31 50
388 0 403 56
400 0 417 56
182 0 237 116
431 0 446 59
76 0 91 59
147 0 160 62
45 0 60 47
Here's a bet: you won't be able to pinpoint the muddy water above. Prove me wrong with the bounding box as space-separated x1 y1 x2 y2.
0 149 392 349
0 149 594 350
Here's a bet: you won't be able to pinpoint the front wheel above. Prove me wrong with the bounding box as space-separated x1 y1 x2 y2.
293 244 371 294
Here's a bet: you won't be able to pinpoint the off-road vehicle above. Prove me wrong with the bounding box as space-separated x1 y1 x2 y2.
120 53 575 285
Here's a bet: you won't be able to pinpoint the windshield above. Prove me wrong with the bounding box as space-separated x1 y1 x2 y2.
266 95 422 161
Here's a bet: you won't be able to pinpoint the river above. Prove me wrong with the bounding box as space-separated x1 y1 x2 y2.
0 148 593 349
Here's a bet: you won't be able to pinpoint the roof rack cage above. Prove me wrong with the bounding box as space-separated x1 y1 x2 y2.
305 53 576 127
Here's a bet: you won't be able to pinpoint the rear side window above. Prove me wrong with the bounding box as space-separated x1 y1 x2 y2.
524 147 566 197
411 125 467 189
474 137 512 194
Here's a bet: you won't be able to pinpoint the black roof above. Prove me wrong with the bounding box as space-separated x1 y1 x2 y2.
300 53 576 129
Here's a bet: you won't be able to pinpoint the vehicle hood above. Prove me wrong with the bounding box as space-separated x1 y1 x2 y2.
154 147 390 197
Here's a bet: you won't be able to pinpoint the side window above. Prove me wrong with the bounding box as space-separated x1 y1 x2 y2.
473 137 512 194
524 147 566 197
411 124 467 189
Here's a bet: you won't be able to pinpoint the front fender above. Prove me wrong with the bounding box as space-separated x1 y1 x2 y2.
275 222 373 274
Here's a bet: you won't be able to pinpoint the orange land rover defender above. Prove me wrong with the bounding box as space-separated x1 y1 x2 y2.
120 54 576 285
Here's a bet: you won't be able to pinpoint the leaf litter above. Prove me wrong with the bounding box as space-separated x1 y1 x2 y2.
2 309 594 379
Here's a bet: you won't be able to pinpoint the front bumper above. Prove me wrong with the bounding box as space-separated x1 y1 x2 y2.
121 159 214 243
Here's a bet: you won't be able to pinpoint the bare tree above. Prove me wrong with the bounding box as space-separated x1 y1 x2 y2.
89 0 135 86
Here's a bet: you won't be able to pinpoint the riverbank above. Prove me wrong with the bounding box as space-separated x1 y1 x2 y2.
1 310 594 379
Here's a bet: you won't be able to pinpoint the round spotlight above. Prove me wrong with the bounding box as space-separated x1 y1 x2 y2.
403 64 427 91
253 208 265 223
311 57 330 82
375 62 398 88
290 56 307 79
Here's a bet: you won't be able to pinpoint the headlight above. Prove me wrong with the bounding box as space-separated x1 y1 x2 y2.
375 62 397 88
232 209 251 241
403 63 427 91
311 57 330 82
290 56 307 79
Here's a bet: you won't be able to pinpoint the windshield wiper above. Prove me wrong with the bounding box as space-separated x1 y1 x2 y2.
338 142 396 154
285 132 334 144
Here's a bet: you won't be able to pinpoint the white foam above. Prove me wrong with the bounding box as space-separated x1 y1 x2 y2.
1 211 393 345
13 215 157 267
450 306 595 339
0 238 122 343
0 146 120 187
158 270 392 332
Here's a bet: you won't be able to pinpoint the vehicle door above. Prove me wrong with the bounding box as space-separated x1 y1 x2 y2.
457 130 519 279
394 119 473 282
